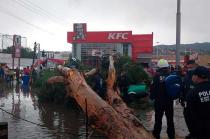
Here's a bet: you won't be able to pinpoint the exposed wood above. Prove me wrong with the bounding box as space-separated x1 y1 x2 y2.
84 68 97 77
47 76 64 84
105 56 153 138
106 56 116 89
46 57 154 139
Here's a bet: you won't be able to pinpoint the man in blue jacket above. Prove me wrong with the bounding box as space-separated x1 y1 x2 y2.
150 59 175 139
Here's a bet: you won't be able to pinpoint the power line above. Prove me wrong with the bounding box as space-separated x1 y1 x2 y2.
22 0 68 25
11 0 68 27
0 8 54 35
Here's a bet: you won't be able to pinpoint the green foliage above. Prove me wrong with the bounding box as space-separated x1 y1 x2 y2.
100 55 151 84
33 69 59 88
33 69 68 104
65 58 91 72
2 47 12 53
127 64 150 84
3 46 36 58
34 55 151 105
115 56 132 73
21 47 35 58
37 83 67 104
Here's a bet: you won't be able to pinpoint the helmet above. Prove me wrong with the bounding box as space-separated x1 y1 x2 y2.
72 58 76 62
157 59 169 68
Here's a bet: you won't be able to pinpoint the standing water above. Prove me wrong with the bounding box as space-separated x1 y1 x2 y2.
0 81 188 139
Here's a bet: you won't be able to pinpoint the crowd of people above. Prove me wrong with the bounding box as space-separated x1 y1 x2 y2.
0 64 36 86
0 64 15 82
150 59 210 139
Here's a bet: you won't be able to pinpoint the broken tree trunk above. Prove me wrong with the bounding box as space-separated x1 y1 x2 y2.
105 56 152 137
47 57 153 139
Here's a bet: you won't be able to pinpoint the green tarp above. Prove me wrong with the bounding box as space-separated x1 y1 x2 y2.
128 84 147 94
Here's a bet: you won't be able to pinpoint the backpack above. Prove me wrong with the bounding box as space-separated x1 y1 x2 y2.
164 73 182 100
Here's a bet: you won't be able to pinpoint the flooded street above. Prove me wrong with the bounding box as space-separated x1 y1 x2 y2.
0 81 188 139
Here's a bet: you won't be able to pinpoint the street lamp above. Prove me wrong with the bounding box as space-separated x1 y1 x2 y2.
176 0 181 66
156 42 160 58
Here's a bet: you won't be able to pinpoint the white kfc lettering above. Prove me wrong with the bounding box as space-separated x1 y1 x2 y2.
108 33 129 40
108 33 116 39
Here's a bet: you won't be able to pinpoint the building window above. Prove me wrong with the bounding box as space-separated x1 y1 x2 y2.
80 43 119 67
123 43 129 56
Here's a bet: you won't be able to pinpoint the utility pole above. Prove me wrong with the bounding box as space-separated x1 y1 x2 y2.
1 35 3 52
176 0 181 66
37 43 41 78
32 42 37 65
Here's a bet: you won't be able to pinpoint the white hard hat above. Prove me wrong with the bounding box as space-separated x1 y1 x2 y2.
72 58 76 62
157 59 169 68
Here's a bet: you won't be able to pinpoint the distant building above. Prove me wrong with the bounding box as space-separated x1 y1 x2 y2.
54 51 70 60
0 53 32 68
67 23 153 67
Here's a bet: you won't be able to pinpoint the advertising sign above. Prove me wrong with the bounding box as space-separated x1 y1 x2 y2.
12 35 21 58
68 31 132 43
91 49 103 57
73 23 87 41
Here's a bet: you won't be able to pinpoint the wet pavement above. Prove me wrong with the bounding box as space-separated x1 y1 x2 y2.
131 100 188 139
0 80 188 139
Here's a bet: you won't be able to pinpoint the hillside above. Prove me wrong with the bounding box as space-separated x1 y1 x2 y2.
153 42 210 55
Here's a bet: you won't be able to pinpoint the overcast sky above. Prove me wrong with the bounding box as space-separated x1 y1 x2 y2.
0 0 209 51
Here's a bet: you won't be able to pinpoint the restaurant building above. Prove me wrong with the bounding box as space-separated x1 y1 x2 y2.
67 23 153 67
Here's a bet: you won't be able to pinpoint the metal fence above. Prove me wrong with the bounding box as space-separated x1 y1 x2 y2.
0 33 27 52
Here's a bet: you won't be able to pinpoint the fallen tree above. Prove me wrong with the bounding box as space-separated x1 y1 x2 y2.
47 56 154 139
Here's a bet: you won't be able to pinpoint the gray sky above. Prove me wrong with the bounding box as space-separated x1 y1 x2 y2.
0 0 209 51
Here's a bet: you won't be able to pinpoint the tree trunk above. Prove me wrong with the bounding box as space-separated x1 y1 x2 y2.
47 58 154 139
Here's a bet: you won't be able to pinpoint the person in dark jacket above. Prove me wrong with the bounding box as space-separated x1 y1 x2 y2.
92 71 105 99
184 66 210 139
150 59 175 139
179 60 198 138
117 71 129 102
181 60 198 104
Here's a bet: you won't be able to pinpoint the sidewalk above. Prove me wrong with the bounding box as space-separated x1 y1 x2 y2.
158 102 189 138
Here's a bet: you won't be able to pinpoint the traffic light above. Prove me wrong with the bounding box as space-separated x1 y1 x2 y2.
33 42 37 52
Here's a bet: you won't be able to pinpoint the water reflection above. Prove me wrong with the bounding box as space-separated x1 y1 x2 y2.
0 81 104 139
38 103 85 138
12 84 21 118
21 85 30 97
0 81 188 139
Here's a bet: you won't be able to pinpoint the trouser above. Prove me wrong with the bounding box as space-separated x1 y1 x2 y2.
183 108 209 138
183 108 195 136
153 101 175 139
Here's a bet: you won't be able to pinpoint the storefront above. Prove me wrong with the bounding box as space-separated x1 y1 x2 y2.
67 23 153 67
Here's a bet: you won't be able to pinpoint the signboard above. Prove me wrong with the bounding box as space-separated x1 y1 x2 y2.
73 23 87 40
12 35 21 58
68 31 132 43
91 49 103 57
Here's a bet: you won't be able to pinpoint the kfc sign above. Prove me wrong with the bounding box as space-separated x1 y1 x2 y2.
108 33 129 40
